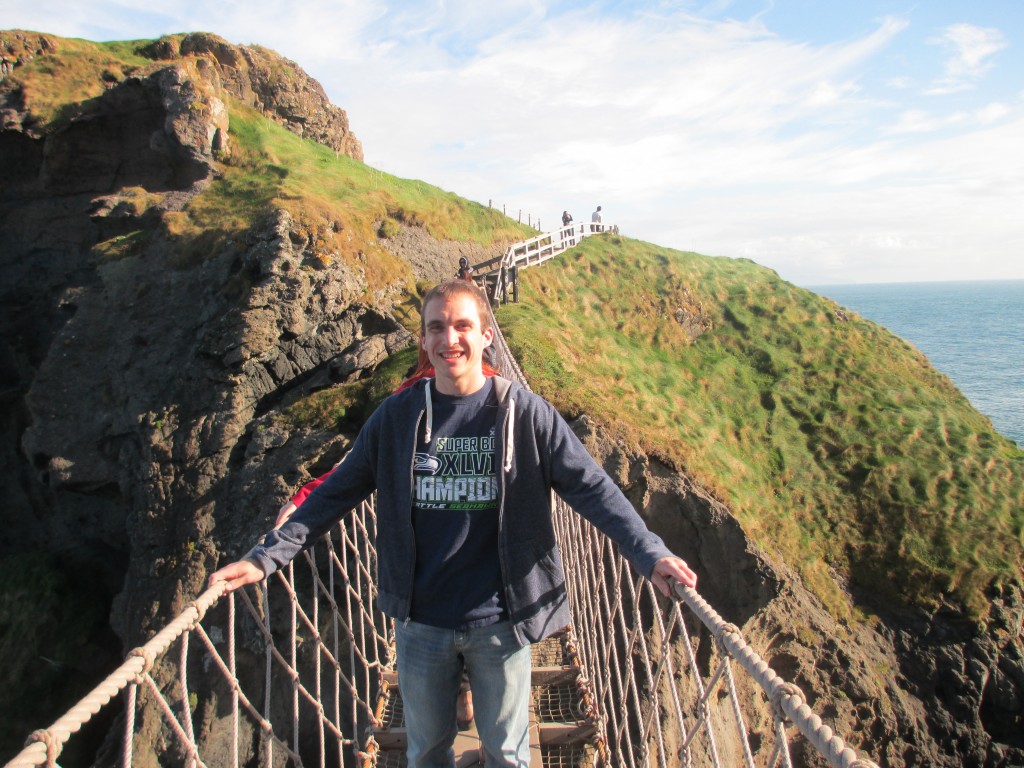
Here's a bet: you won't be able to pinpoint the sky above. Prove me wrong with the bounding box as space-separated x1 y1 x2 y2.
3 1 1023 286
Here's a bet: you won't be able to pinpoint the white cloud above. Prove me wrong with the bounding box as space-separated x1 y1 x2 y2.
976 102 1010 124
885 75 914 90
887 109 943 134
927 23 1007 95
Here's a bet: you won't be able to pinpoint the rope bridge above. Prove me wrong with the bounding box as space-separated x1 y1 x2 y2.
4 228 881 768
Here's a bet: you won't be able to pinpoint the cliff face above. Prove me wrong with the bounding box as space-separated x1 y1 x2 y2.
1 29 1021 768
0 31 373 755
1 31 362 160
139 33 364 161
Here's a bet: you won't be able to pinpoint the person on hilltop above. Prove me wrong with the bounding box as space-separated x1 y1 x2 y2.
591 205 602 232
210 280 698 767
456 256 474 281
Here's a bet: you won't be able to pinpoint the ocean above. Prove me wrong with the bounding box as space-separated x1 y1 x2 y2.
809 280 1023 448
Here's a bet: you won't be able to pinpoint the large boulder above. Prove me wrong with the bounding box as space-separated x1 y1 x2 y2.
141 32 363 161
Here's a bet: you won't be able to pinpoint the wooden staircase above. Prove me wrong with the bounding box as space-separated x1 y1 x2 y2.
370 631 597 767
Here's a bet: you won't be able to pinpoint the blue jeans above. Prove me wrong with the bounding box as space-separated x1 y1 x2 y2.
395 620 532 767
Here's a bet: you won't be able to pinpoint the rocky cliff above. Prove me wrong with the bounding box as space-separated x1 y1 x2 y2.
1 29 1021 768
2 31 361 160
0 29 495 759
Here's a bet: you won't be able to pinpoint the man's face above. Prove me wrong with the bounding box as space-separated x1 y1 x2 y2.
421 293 494 395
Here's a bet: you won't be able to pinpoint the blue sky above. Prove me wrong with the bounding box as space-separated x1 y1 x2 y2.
3 1 1022 286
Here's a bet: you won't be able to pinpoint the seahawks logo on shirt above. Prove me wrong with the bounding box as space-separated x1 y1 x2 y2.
414 453 441 474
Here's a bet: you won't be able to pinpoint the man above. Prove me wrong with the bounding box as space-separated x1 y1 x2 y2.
210 280 697 767
590 205 602 232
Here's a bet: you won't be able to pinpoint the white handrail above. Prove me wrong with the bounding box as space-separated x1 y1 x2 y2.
499 220 618 274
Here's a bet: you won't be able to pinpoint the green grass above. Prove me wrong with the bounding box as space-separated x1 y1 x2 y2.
280 345 420 431
497 236 1024 621
167 100 533 291
1 35 154 129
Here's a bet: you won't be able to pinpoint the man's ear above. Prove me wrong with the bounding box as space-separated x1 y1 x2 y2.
483 327 495 345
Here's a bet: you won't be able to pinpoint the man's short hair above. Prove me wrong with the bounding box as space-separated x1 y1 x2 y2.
421 280 492 334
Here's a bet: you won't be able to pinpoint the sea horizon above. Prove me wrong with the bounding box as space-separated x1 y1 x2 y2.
805 277 1024 289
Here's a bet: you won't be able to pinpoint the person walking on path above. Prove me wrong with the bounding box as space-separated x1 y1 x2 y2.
210 280 698 767
590 205 602 232
456 256 474 281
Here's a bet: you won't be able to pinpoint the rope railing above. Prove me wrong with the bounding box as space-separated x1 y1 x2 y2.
4 311 880 768
2 499 391 768
553 494 879 767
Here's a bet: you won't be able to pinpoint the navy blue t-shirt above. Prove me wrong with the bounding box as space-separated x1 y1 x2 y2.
410 378 506 628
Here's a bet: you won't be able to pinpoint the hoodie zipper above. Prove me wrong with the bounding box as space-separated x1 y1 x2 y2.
496 392 515 632
403 406 425 624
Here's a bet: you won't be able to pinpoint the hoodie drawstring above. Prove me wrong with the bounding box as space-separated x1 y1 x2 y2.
424 382 433 444
504 399 515 472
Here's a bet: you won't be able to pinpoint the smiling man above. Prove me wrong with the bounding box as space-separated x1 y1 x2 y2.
211 279 697 768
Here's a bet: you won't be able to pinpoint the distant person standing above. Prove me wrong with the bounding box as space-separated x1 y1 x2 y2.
456 256 474 281
591 205 602 232
562 210 574 246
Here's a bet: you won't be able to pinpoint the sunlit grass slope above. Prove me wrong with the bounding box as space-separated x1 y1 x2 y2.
497 235 1024 621
166 101 533 292
0 34 153 128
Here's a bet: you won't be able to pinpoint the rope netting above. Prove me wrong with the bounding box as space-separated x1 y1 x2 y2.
553 498 879 768
4 310 880 768
4 497 392 768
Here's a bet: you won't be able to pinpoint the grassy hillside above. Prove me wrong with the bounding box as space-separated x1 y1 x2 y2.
161 100 533 292
0 33 154 129
497 236 1024 621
